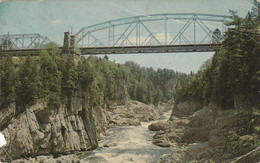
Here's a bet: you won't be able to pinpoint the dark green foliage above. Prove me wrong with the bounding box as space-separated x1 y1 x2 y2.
43 42 62 57
124 61 185 104
104 55 109 61
212 28 222 43
0 56 17 107
16 56 41 112
0 48 183 114
38 50 62 107
77 58 95 86
61 54 78 103
175 13 260 108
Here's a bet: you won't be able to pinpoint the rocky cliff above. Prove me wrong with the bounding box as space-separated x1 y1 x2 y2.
0 100 103 160
149 101 260 162
0 96 163 162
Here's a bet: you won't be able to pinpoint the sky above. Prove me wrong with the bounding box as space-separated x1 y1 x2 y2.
0 0 255 73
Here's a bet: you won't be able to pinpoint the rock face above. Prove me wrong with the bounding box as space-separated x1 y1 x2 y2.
169 101 202 118
152 101 260 163
0 97 162 162
0 104 16 130
0 100 104 160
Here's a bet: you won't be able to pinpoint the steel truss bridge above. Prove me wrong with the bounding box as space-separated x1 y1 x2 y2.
0 13 231 56
0 33 51 56
0 33 51 50
74 13 230 54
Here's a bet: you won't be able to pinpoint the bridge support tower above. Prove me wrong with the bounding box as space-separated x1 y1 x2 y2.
62 32 76 54
62 32 71 54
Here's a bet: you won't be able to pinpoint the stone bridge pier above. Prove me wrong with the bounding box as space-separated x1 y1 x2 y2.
62 32 75 54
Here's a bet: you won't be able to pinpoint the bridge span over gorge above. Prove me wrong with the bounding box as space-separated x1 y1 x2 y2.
0 13 231 56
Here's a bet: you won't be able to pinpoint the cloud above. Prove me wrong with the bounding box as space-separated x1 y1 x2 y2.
155 33 171 43
51 19 62 25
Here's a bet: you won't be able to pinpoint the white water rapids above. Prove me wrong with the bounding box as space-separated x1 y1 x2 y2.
78 110 172 163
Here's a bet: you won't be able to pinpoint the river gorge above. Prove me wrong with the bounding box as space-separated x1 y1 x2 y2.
79 110 172 163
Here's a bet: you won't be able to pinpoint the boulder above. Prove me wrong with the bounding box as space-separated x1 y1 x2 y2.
148 122 169 131
153 137 171 147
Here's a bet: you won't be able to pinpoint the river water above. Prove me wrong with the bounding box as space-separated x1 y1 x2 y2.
78 110 172 163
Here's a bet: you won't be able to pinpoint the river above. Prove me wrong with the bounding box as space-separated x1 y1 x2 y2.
77 110 172 163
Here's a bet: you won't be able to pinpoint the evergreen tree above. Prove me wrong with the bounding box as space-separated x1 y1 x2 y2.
0 56 16 108
39 50 62 107
16 56 41 112
61 55 78 103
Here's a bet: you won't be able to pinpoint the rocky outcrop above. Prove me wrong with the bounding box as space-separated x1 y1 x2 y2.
106 101 160 126
12 154 80 163
0 99 104 161
0 104 16 130
154 102 260 162
169 101 202 118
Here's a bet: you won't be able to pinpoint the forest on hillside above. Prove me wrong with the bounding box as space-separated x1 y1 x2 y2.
0 50 186 116
175 12 260 108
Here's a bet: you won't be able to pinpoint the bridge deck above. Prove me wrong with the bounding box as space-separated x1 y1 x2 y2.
0 44 220 56
0 49 43 56
80 44 221 55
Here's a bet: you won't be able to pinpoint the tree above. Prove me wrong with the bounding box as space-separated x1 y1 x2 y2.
251 0 260 20
199 59 212 71
0 56 16 108
61 55 78 103
77 58 95 87
212 28 222 43
16 56 41 112
43 42 61 56
39 50 62 107
104 55 109 61
175 12 260 108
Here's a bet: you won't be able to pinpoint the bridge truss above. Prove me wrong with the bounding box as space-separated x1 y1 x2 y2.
74 13 230 50
0 33 51 50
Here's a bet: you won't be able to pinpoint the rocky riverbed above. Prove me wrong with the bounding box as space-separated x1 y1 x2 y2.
78 110 172 163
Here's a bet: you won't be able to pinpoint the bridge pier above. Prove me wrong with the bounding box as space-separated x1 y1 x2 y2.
70 35 75 50
62 32 71 54
62 32 76 54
